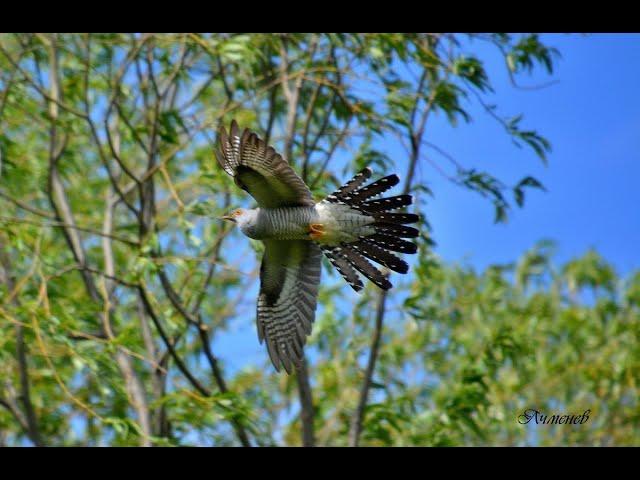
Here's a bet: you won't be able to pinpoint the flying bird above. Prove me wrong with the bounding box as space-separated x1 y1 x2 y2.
216 120 419 373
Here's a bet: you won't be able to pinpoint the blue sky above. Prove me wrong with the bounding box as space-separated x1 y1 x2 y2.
422 33 640 277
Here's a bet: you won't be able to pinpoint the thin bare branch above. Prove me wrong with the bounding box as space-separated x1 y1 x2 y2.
0 190 56 219
0 216 138 246
308 114 353 190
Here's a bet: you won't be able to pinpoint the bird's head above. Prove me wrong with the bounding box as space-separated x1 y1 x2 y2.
220 208 259 236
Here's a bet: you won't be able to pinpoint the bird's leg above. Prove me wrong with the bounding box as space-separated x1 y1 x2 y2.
308 223 326 240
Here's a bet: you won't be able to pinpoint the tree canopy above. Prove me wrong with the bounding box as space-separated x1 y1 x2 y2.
1 33 636 447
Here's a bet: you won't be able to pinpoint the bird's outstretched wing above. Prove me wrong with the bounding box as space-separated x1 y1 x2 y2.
258 239 321 373
216 120 314 208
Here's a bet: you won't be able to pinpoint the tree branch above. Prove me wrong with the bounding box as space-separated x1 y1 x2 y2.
0 190 56 219
0 216 138 246
296 356 315 447
279 35 306 164
348 281 388 447
0 238 44 447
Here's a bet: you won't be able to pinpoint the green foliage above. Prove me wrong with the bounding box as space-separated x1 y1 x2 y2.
506 34 559 75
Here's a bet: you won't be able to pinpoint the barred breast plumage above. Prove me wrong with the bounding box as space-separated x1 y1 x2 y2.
253 207 320 240
251 204 377 243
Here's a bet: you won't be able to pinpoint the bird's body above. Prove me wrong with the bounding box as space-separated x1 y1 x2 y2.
215 120 419 373
238 206 319 240
236 204 376 244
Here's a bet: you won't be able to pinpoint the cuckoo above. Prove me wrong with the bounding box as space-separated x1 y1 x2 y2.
216 120 419 373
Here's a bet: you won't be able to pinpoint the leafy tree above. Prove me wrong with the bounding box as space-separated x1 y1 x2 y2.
3 33 631 447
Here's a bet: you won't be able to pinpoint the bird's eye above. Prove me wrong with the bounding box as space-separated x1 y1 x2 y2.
233 210 242 217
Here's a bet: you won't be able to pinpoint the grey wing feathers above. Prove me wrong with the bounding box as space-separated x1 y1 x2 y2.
216 120 314 208
258 240 321 374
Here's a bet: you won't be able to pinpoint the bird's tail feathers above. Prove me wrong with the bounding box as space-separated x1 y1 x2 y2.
321 245 392 291
321 168 420 292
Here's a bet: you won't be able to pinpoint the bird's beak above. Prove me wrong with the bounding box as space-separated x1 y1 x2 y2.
220 215 236 222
